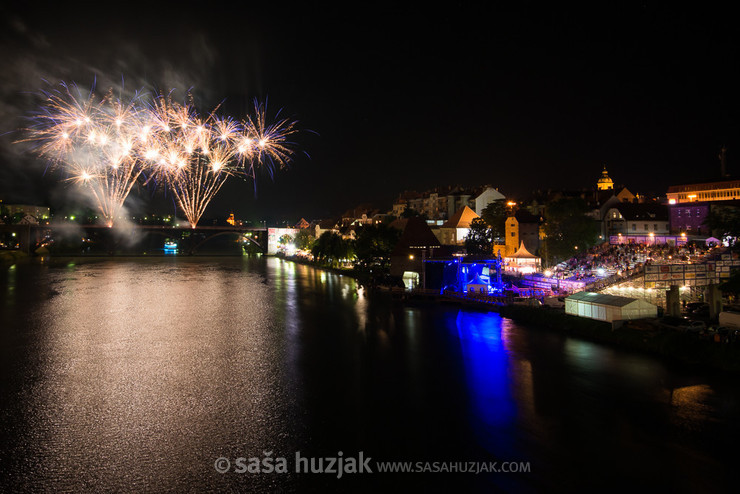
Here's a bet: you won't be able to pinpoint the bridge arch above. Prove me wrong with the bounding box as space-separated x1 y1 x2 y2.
189 230 263 253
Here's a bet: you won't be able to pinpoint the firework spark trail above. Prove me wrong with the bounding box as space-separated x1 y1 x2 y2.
26 83 151 226
143 97 298 228
23 82 299 228
241 101 299 181
143 96 242 228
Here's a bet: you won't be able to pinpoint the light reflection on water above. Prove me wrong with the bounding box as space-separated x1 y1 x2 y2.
0 256 737 492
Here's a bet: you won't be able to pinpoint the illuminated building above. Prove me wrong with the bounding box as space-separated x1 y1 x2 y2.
666 178 740 235
294 218 310 229
669 203 710 235
597 165 614 191
391 185 505 221
604 203 669 236
267 227 300 255
505 210 541 256
470 186 506 216
666 178 740 204
1 203 51 221
389 217 442 289
438 206 479 245
312 219 340 239
340 204 379 226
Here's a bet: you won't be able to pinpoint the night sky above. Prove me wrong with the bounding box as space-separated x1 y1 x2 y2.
1 4 737 223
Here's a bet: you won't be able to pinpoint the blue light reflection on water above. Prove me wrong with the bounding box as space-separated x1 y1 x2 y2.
450 310 518 456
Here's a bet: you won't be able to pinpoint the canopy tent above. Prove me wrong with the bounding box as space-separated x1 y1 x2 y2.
465 273 489 294
565 291 657 322
504 241 541 274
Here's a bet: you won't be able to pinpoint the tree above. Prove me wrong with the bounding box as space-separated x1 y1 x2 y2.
542 197 599 264
480 200 507 240
464 217 494 255
354 223 401 272
294 228 315 251
705 205 740 250
311 231 355 267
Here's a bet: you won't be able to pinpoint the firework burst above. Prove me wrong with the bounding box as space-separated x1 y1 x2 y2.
25 82 150 227
23 82 299 228
240 101 299 181
144 96 242 228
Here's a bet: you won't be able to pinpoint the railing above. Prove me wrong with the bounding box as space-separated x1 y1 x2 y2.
584 265 644 292
442 289 509 305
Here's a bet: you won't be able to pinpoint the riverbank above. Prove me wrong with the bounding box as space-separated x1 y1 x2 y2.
274 254 386 285
384 284 739 373
276 255 740 373
502 305 740 371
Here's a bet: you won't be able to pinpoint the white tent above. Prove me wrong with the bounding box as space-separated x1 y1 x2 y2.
565 291 657 322
504 241 541 274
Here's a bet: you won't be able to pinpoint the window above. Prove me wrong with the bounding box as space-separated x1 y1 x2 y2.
654 224 658 231
632 224 636 231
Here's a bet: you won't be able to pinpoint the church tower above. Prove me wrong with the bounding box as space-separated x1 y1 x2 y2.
597 165 614 191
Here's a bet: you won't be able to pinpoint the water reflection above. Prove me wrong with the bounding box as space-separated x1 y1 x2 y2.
451 311 517 455
0 257 737 492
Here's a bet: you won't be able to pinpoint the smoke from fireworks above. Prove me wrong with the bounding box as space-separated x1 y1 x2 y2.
22 81 298 227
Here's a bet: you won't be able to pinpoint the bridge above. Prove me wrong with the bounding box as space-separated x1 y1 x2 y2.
0 223 269 255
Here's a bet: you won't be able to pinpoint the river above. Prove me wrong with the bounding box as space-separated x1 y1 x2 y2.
0 256 736 492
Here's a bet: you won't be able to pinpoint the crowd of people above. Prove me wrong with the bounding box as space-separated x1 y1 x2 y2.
549 241 718 287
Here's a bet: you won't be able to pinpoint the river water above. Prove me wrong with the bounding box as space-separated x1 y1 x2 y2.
0 256 736 492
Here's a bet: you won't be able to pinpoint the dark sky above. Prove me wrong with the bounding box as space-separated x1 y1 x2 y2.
1 4 738 222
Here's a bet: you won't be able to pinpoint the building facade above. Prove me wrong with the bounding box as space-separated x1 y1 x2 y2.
505 210 541 256
438 206 479 246
604 204 669 236
666 179 740 204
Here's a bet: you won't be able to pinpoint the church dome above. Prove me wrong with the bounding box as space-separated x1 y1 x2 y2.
597 166 613 190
